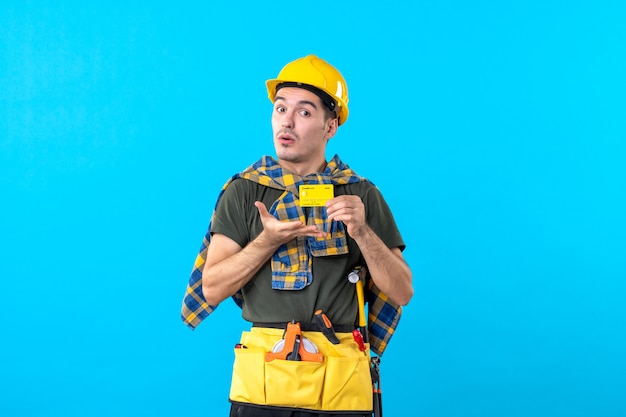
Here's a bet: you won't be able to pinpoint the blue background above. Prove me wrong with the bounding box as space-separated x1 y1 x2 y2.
1 1 625 416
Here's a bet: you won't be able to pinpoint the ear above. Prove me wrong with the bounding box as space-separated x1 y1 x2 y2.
325 118 339 140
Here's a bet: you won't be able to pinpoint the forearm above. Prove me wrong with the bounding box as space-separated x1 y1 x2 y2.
202 232 279 306
203 200 329 306
352 226 413 306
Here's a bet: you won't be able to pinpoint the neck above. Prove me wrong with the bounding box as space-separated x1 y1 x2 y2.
278 159 327 176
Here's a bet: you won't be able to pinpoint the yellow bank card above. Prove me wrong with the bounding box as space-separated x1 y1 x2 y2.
299 184 334 207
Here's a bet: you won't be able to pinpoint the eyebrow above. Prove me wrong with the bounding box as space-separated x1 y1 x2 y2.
274 95 319 109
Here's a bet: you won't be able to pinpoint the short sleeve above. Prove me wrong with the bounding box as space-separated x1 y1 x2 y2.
363 185 406 251
210 179 253 248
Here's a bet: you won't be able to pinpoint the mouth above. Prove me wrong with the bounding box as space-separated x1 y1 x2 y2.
277 130 297 145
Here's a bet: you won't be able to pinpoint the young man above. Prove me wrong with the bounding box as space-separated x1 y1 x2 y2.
182 55 413 417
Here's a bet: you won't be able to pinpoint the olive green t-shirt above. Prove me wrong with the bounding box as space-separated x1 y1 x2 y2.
211 178 405 326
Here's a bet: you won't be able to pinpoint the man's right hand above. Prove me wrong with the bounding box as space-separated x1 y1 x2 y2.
201 201 327 306
254 201 327 247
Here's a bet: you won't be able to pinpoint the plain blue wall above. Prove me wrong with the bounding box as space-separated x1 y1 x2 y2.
1 1 625 416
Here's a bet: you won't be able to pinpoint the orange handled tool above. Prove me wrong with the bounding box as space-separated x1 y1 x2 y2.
314 309 340 344
265 321 324 363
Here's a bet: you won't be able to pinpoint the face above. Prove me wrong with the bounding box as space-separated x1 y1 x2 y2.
271 87 338 175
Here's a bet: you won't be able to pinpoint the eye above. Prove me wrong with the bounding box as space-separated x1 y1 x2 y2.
299 109 311 117
275 105 286 113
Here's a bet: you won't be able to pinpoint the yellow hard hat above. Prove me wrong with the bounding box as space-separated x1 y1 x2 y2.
266 55 349 125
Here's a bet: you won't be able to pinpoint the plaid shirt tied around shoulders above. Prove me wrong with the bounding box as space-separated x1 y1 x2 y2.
180 154 402 355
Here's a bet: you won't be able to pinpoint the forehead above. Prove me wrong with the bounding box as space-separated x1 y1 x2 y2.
274 87 323 107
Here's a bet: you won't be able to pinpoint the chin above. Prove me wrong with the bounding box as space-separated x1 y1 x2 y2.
275 150 300 163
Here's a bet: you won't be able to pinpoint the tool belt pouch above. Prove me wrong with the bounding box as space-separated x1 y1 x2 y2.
229 327 373 412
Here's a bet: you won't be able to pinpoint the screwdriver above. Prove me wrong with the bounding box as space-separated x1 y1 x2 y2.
352 329 366 352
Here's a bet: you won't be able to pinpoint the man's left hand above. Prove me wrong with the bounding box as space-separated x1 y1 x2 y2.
325 195 367 237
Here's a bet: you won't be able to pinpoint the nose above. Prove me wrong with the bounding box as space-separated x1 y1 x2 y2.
280 109 294 129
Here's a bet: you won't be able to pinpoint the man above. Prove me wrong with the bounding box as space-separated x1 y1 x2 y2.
182 55 413 417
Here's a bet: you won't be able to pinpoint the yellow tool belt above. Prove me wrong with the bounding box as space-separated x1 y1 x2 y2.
229 326 373 412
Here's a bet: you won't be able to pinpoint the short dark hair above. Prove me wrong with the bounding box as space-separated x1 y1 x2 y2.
276 82 338 121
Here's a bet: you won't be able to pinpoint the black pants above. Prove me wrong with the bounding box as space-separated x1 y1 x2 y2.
230 403 370 417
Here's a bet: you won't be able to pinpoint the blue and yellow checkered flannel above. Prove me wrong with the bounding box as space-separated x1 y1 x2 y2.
181 154 402 355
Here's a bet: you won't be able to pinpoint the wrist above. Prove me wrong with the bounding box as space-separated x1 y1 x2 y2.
254 230 283 252
349 223 372 242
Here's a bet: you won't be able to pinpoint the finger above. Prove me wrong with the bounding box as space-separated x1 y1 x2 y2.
326 196 361 213
325 199 344 217
327 206 354 221
276 220 310 233
254 201 274 220
301 228 328 239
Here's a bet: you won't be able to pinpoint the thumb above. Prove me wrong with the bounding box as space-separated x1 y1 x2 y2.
254 201 269 217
